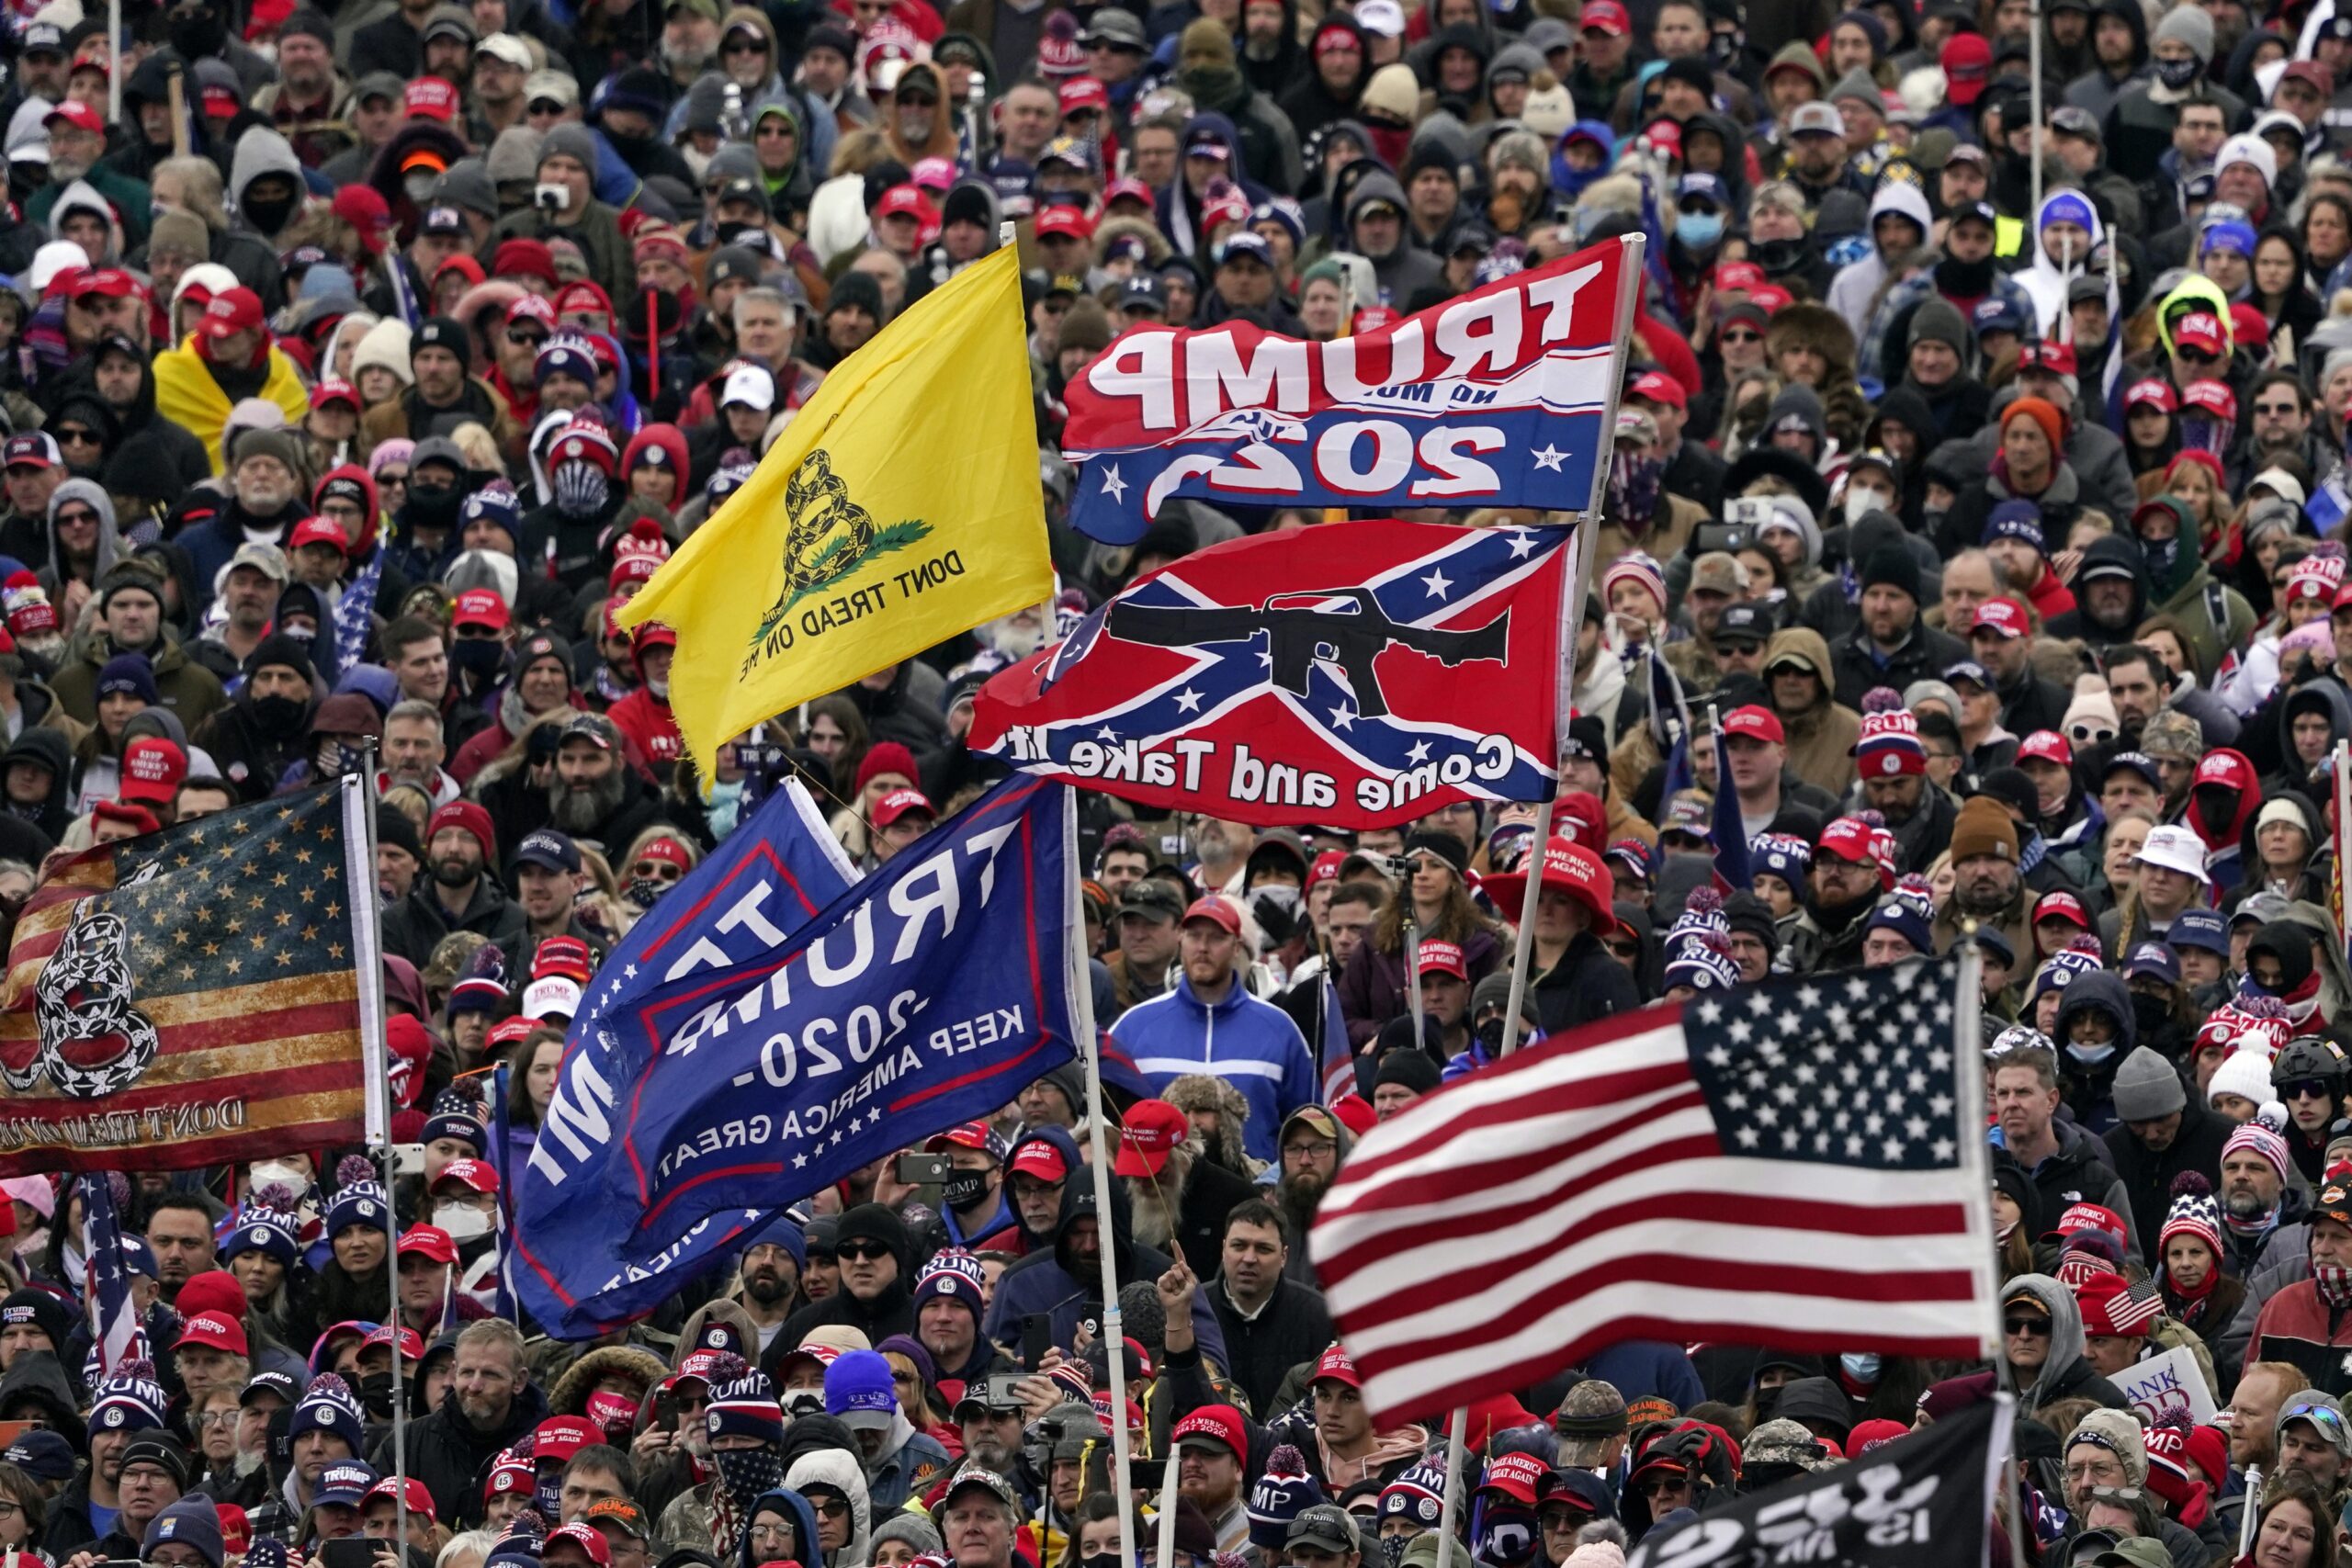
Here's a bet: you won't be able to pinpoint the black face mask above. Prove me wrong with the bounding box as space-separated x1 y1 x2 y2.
356 1371 396 1418
716 220 765 249
1936 253 1997 296
401 483 461 535
451 638 504 680
170 3 225 61
2195 790 2235 837
2155 55 2202 90
1748 237 1808 276
1708 30 1742 69
243 192 298 233
2131 993 2172 1038
942 1170 989 1211
1476 1016 1507 1052
253 693 308 738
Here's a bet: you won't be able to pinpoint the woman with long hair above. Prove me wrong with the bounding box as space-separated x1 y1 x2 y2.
313 1156 394 1333
220 1196 319 1379
1336 836 1500 1045
2238 1472 2336 1568
801 695 869 804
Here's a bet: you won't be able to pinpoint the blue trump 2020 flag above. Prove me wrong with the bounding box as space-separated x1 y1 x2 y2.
511 777 859 1337
514 779 1082 1331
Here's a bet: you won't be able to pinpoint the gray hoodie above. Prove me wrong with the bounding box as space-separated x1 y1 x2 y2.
227 128 303 216
39 478 119 597
1998 1273 2089 1411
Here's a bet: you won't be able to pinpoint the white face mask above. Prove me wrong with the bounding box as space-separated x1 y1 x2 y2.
250 1162 308 1194
1845 486 1894 523
434 1205 494 1241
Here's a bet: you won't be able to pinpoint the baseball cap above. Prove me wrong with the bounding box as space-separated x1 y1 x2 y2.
1181 896 1240 933
871 787 934 830
1722 705 1785 745
1579 0 1628 34
1114 1099 1192 1178
1972 597 2030 639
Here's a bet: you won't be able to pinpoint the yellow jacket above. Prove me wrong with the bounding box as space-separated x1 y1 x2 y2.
151 334 311 473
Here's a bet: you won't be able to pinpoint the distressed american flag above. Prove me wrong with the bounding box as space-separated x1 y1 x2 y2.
1307 959 1995 1423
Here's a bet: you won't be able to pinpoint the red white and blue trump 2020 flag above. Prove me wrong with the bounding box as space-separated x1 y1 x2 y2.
968 520 1573 828
1309 960 1996 1425
1059 237 1641 545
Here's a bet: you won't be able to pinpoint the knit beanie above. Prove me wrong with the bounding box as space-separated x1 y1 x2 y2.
832 1202 909 1271
539 122 597 175
822 1349 897 1430
1858 544 1920 604
96 652 160 705
0 1289 67 1354
2153 4 2213 64
91 1359 169 1432
1907 296 1969 356
1862 896 1933 955
2159 1170 2223 1256
2109 1046 2186 1122
856 741 920 795
1949 795 2019 865
706 1365 786 1445
1664 931 1741 991
2221 1111 2291 1179
1249 1443 1330 1551
2211 1051 2281 1114
423 1088 487 1152
2002 395 2067 457
325 1154 391 1238
289 1372 366 1455
871 1516 944 1561
142 1496 225 1568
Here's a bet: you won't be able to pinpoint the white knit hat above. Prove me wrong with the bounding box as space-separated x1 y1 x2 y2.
2209 1048 2278 1111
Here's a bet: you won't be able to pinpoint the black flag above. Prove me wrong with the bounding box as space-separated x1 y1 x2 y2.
1629 1398 2013 1567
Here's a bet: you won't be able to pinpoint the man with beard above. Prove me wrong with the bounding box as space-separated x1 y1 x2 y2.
1854 707 1954 875
950 1382 1029 1495
548 713 668 851
380 799 528 967
192 635 319 804
2246 1179 2352 1398
987 1177 1230 1368
2219 1122 2303 1278
49 562 225 731
1206 1198 1333 1419
1785 816 1884 974
2047 537 2151 659
381 1319 543 1527
359 318 517 450
1273 1106 1350 1287
172 424 314 594
1829 548 1969 708
2237 372 2342 492
731 1216 807 1354
190 542 288 684
1931 796 2030 961
1114 1100 1257 1284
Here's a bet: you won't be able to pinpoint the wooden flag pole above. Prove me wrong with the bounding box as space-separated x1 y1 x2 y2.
1431 1407 1470 1568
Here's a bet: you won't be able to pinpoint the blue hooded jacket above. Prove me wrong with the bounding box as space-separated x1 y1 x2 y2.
736 1487 823 1568
983 1174 1230 1370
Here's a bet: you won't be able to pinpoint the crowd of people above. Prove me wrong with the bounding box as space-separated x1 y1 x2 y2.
6 0 2352 1561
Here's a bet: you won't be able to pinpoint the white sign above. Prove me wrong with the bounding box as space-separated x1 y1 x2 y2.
2116 1344 2218 1428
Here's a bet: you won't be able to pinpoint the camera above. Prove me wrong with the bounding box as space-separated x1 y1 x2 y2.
1691 523 1752 556
534 183 568 213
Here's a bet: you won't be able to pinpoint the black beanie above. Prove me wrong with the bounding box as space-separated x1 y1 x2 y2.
243 633 317 683
1374 1049 1442 1095
1721 891 1779 954
377 805 423 862
829 270 887 321
1403 830 1470 877
412 315 471 373
0 1288 67 1353
1404 140 1459 185
833 1201 910 1269
1859 544 1920 604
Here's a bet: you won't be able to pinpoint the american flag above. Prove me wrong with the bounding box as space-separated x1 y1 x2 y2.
331 547 383 680
1308 959 1996 1423
1316 976 1354 1105
79 1174 148 1377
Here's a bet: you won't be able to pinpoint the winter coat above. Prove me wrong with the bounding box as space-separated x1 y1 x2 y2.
1114 974 1317 1166
48 631 226 733
374 1380 548 1527
2103 1100 2233 1267
2022 1119 2140 1267
379 874 529 970
2245 1275 2352 1396
151 333 312 474
1997 1273 2128 1415
1207 1272 1334 1419
193 683 321 802
1529 929 1641 1037
1337 921 1502 1047
1765 627 1862 795
1828 616 1969 712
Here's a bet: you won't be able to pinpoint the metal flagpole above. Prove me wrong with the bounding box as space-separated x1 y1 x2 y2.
356 750 409 1556
105 0 119 123
1062 787 1137 1568
1403 919 1424 1048
1431 1409 1469 1568
1155 1447 1181 1568
1951 933 2001 1361
2030 0 2044 220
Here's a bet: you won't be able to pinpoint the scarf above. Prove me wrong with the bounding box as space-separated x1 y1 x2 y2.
2164 1263 2220 1325
2317 1263 2352 1309
2223 1201 2281 1249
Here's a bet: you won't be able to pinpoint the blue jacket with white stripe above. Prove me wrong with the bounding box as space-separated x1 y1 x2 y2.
1113 973 1319 1165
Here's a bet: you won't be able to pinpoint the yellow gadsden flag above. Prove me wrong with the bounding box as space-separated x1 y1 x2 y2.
617 245 1050 774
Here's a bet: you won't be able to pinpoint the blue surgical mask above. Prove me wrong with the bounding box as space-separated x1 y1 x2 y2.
1675 211 1724 249
1839 1352 1882 1383
2065 1039 2116 1067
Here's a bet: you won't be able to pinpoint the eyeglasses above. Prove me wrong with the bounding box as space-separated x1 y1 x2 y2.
2281 1077 2336 1101
750 1526 796 1544
1720 329 1761 344
2003 1314 2052 1337
1636 1475 1685 1498
836 1240 893 1262
2256 401 2301 417
810 1497 852 1521
722 38 767 51
631 861 685 884
1282 1141 1335 1162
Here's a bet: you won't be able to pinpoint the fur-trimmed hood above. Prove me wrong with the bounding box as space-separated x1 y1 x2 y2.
549 1342 670 1417
1158 1071 1261 1175
1765 301 1860 382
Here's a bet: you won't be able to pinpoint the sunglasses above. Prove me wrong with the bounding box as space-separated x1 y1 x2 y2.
2286 1397 2348 1434
1720 329 1761 344
53 507 97 525
810 1498 851 1520
631 861 685 883
508 329 548 348
527 99 566 115
2281 1078 2336 1101
53 428 97 446
836 1240 893 1262
1636 1475 1684 1498
2068 722 2117 744
2003 1314 2052 1337
1604 940 1640 958
722 37 767 51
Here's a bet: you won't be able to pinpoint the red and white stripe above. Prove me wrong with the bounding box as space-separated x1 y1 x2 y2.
1308 1004 1987 1425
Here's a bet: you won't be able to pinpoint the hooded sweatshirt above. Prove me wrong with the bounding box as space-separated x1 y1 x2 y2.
1996 1273 2127 1413
783 1449 872 1568
1826 181 1932 338
37 479 120 601
2052 970 2137 1134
